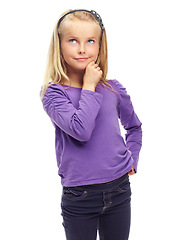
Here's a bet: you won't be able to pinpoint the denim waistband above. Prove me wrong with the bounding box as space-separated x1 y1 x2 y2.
65 173 129 192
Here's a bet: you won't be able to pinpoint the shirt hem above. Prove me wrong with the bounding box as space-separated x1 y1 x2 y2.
62 168 132 187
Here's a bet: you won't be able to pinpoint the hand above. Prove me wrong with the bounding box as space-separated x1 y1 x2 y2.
128 166 135 176
82 61 102 91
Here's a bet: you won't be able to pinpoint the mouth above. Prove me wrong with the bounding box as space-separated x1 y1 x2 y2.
74 57 89 62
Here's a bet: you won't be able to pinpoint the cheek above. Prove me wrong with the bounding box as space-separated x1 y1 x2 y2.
89 45 100 60
89 44 100 54
61 43 74 58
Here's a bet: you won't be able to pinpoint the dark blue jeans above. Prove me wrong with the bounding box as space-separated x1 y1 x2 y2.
61 173 131 240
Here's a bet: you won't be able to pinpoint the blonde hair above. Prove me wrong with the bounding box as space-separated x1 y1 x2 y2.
41 9 109 99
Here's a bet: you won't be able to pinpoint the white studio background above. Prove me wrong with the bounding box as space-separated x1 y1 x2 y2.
0 0 168 239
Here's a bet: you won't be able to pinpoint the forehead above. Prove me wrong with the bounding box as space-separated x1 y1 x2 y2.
60 20 101 39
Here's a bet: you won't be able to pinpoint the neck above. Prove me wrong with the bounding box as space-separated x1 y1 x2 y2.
63 67 85 88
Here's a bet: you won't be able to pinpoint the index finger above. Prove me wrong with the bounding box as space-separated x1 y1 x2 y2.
87 60 96 67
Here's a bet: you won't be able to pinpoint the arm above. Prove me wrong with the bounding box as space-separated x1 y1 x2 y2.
42 84 103 142
42 61 103 142
116 81 142 172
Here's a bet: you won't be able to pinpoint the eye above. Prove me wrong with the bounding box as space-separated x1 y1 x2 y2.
88 39 95 44
69 39 77 43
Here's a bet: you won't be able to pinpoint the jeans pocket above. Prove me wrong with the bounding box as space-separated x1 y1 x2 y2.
116 175 131 193
63 187 87 201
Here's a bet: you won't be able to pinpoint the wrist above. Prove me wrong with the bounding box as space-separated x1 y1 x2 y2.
82 83 96 92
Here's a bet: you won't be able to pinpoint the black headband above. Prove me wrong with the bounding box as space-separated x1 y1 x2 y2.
57 9 104 33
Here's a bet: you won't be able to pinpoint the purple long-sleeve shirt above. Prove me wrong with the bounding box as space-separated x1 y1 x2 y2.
42 80 142 187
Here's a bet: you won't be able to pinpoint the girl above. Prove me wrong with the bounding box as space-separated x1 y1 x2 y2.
41 9 142 240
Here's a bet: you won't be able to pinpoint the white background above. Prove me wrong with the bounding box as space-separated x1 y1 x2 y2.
0 0 169 239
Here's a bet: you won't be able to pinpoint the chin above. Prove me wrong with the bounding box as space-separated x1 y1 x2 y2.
73 64 88 71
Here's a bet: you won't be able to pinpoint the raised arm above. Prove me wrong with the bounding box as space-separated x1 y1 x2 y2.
42 84 103 142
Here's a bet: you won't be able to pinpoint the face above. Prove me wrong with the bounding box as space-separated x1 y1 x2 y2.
60 19 101 73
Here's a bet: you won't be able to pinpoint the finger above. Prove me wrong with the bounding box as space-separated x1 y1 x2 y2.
128 172 133 176
93 64 99 69
128 169 134 176
99 70 103 77
88 60 95 66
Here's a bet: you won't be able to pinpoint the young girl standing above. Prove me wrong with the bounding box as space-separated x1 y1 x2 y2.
41 9 142 240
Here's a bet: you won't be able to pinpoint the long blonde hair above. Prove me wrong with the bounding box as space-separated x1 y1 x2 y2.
41 9 109 99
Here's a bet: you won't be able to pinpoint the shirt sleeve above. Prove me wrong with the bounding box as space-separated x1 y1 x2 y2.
115 80 142 172
42 84 103 142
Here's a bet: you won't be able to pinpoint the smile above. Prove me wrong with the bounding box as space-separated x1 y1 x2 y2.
74 58 89 62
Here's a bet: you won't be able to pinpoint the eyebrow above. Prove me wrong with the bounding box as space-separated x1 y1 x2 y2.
67 36 97 39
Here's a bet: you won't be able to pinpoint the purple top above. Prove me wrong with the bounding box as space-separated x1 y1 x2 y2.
42 80 142 187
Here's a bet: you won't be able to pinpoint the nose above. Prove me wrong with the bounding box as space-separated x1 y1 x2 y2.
78 43 85 54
